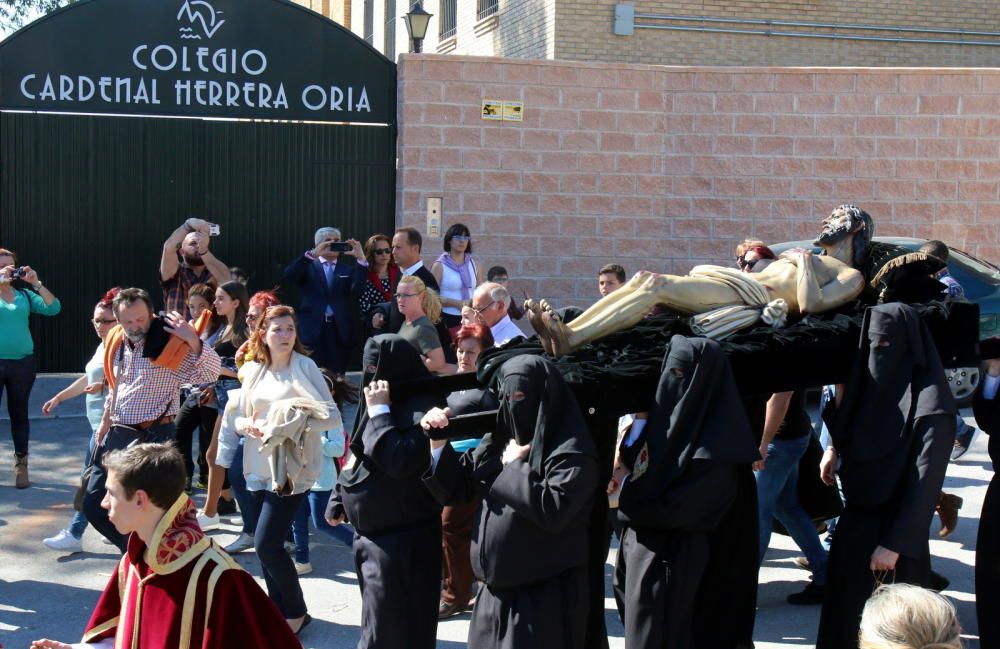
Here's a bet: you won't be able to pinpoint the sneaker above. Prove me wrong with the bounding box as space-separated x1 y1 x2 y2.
951 427 978 460
14 453 29 489
197 511 220 531
43 529 83 553
224 533 255 554
295 561 313 575
217 497 238 516
195 477 208 489
787 581 825 605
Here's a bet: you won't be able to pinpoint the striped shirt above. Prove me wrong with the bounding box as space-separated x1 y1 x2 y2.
109 337 221 426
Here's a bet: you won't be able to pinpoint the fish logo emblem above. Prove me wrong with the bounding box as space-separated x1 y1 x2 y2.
177 0 225 40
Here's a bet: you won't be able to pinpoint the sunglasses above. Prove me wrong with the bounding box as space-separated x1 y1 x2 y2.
450 235 470 242
374 248 391 255
93 318 117 325
395 292 421 299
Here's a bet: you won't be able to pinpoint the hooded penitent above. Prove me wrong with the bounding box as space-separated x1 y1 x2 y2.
618 335 759 529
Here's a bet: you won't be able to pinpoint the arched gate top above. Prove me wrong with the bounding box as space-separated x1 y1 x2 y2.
0 0 395 124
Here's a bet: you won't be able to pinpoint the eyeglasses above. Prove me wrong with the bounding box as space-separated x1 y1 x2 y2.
469 301 495 319
93 318 117 325
246 313 259 322
374 248 391 255
394 292 421 300
451 235 470 242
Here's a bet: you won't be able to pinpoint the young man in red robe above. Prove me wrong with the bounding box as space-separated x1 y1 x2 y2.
30 443 303 649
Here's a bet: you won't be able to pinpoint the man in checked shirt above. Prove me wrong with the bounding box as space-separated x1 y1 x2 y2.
82 288 221 552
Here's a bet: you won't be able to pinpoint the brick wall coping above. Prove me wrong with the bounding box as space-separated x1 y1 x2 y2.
398 53 1000 76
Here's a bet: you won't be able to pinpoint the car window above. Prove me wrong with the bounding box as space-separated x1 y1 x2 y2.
951 249 1000 280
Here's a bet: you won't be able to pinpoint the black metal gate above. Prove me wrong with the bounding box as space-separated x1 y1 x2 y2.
0 0 397 371
1 112 395 371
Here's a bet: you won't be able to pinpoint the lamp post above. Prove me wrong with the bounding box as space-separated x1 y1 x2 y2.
403 2 432 53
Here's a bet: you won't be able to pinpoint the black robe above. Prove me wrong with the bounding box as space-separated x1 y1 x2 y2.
328 335 446 649
973 372 1000 649
817 303 956 649
424 355 599 649
613 337 760 649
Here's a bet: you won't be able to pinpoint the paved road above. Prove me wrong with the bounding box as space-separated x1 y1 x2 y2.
0 377 987 648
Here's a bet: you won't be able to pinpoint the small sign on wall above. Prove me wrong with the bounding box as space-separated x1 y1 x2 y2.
502 101 523 122
481 99 523 122
481 99 503 121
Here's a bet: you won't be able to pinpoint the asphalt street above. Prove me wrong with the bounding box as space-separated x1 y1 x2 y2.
0 376 987 648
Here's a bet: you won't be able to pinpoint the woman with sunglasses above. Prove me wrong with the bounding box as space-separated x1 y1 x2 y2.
358 234 399 333
432 223 484 329
734 239 777 274
396 275 451 374
39 287 119 554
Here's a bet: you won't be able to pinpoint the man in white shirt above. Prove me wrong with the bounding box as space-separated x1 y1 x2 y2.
469 282 523 346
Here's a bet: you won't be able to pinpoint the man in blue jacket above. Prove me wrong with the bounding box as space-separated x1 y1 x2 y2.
283 227 367 375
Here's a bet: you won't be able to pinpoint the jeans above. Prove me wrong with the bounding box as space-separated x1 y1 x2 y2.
0 355 36 456
291 489 355 562
227 440 258 535
83 422 176 552
251 489 308 618
68 432 97 539
755 434 829 585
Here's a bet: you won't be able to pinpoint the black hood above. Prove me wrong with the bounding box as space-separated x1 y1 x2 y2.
832 302 955 461
624 336 759 505
494 355 596 475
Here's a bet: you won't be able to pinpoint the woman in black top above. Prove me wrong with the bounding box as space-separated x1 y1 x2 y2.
357 234 399 330
198 280 250 529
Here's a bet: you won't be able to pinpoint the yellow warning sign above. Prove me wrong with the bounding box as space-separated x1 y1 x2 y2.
481 99 503 121
502 101 524 122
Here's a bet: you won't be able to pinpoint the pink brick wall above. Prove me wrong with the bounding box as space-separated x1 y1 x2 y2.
397 55 1000 305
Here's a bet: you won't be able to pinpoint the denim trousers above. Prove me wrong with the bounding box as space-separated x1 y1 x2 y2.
0 355 36 456
250 489 308 618
68 432 97 539
755 434 829 585
83 422 176 552
291 489 355 563
227 440 258 535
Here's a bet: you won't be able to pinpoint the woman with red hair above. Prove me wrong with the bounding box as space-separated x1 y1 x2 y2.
40 288 119 554
437 324 497 618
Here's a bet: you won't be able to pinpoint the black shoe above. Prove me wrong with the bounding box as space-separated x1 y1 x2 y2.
787 581 825 605
217 497 237 515
930 570 950 592
293 613 312 636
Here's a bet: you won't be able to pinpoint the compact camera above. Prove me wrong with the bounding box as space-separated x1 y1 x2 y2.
11 267 27 280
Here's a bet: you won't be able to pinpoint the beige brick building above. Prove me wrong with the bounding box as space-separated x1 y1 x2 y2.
298 1 1000 67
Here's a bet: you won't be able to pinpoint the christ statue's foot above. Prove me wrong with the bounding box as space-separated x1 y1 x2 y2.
540 305 572 358
524 298 555 356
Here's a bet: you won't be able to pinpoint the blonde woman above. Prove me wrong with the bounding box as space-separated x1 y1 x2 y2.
859 584 962 649
394 275 451 374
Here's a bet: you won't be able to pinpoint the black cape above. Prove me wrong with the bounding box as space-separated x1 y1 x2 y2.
973 374 1000 649
613 337 759 649
818 303 956 649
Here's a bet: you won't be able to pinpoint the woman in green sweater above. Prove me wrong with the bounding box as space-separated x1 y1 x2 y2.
0 248 61 488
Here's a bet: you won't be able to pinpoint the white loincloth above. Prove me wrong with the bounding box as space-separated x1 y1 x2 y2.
687 265 788 339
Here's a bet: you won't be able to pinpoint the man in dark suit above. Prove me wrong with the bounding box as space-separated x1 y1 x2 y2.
370 227 454 361
283 226 367 375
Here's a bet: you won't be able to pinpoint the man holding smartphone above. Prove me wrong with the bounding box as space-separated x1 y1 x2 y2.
283 226 367 376
160 218 232 319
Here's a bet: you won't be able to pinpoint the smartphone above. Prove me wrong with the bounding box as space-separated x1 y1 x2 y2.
327 241 353 252
208 223 221 236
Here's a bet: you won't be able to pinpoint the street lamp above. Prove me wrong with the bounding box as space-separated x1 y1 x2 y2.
403 2 432 53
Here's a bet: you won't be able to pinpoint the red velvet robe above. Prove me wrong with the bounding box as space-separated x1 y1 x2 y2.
81 495 301 649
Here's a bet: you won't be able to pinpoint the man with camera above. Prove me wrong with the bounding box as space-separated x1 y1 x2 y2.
160 218 232 319
283 227 367 376
0 248 61 489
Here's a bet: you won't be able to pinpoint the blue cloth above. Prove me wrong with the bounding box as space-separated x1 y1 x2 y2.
450 438 481 453
755 433 829 585
0 355 36 456
292 489 355 562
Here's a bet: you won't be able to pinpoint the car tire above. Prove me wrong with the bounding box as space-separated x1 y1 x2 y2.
946 366 980 407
